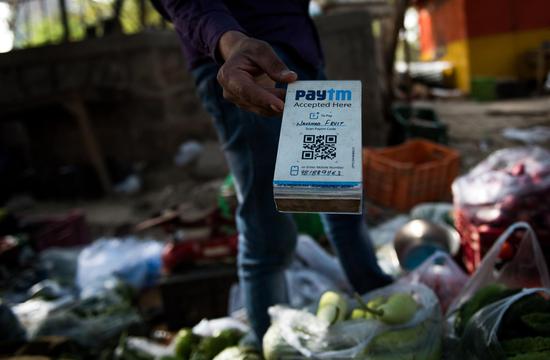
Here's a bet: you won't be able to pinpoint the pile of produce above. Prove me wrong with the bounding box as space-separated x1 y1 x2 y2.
453 284 520 337
173 328 247 360
116 328 255 360
453 285 550 359
452 147 550 271
263 285 442 360
453 147 550 229
402 251 468 313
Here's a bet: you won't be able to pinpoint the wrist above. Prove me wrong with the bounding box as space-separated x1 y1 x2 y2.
218 30 248 61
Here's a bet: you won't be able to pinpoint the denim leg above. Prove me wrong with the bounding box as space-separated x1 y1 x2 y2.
191 50 392 347
274 50 393 296
320 213 393 295
192 63 297 345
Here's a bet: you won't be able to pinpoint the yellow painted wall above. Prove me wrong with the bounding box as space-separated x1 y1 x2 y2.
468 27 550 79
437 28 550 93
441 39 471 92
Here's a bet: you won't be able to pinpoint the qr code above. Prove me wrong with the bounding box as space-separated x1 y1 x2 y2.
302 135 337 160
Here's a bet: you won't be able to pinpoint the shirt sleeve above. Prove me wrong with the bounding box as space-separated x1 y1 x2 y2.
158 0 246 63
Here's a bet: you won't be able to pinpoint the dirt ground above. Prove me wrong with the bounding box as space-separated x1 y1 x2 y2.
426 95 550 171
15 96 550 234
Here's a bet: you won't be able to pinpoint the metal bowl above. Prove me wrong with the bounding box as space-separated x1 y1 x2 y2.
394 219 460 270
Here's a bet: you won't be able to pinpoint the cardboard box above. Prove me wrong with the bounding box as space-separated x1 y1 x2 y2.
273 80 363 214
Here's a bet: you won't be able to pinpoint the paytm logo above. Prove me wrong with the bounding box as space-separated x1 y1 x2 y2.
295 88 352 101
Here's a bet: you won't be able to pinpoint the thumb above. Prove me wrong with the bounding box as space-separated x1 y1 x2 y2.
255 45 298 84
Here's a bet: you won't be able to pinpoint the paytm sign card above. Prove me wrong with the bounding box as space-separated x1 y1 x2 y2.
273 80 363 214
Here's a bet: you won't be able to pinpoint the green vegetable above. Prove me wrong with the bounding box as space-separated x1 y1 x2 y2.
189 329 244 360
367 297 386 309
455 284 519 336
502 337 550 356
521 313 550 335
507 350 550 360
354 293 417 325
364 319 441 360
350 308 366 320
174 328 200 359
262 325 301 360
376 293 418 325
316 291 348 325
364 297 386 320
499 293 550 340
212 346 261 360
215 329 244 348
366 323 426 351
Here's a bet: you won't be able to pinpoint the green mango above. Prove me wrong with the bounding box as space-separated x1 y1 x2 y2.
350 309 366 320
317 291 348 325
377 293 417 325
174 328 200 359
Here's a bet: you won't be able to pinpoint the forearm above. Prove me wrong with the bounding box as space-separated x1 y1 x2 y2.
158 0 245 62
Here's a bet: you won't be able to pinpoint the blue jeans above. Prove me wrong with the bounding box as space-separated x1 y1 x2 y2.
191 48 392 345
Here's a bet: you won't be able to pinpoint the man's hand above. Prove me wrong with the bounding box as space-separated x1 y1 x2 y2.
217 31 297 117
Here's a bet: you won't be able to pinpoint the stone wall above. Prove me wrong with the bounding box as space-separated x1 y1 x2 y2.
0 11 386 194
0 32 214 168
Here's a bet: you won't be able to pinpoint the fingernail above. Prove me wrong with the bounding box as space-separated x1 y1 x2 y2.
281 70 296 77
271 104 283 112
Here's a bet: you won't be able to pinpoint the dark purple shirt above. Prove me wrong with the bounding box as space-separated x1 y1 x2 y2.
153 0 324 70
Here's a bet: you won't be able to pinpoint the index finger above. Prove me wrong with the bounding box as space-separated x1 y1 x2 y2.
226 72 285 112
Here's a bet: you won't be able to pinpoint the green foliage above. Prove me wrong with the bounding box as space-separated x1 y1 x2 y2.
18 0 164 48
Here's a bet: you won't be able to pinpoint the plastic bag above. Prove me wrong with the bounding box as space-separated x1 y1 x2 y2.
452 148 550 273
11 294 75 338
116 336 175 359
456 288 550 360
401 250 468 313
76 237 163 297
33 289 141 348
452 146 550 206
193 317 250 337
447 222 550 318
0 303 26 342
174 140 204 167
228 236 349 315
40 247 82 286
294 235 351 292
267 283 442 359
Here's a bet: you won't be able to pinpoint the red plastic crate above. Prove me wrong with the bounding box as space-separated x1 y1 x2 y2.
31 210 91 251
455 207 550 273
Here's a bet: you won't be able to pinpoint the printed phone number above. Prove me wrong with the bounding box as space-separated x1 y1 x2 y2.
302 170 342 176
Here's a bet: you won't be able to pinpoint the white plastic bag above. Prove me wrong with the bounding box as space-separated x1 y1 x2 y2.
267 283 442 359
228 235 349 315
452 146 550 206
294 235 351 292
447 222 550 317
402 250 468 313
76 237 163 297
174 140 204 167
193 317 250 337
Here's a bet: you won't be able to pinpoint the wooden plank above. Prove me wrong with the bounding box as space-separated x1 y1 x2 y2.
65 98 112 193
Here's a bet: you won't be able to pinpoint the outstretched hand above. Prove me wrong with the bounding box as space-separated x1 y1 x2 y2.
216 31 297 117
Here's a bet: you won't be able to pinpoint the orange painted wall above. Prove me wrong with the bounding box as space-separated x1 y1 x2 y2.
419 0 466 54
